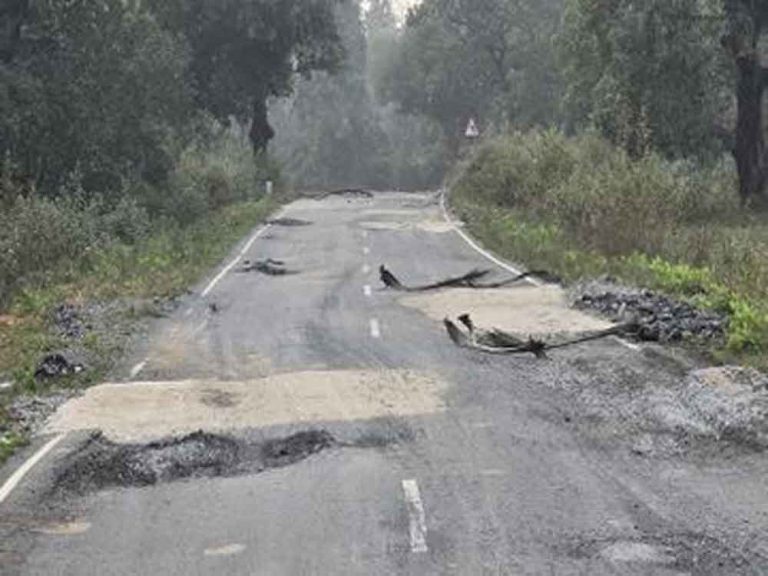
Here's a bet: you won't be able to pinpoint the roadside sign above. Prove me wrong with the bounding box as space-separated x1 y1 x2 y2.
465 118 480 139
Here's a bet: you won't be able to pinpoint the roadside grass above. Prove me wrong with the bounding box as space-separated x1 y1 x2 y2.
450 130 768 368
0 198 276 465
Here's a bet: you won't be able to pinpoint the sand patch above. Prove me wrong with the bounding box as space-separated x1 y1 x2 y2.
45 370 446 442
358 219 453 234
400 286 612 335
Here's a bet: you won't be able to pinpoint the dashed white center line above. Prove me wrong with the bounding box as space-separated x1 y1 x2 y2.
362 264 371 275
364 285 372 297
402 479 428 553
129 360 147 379
362 230 369 239
370 318 381 339
363 247 371 256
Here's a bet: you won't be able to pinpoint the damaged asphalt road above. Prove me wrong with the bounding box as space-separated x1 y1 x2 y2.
2 192 768 576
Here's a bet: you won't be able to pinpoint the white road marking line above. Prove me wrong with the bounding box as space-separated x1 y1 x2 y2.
614 336 641 351
184 308 193 317
362 230 369 239
129 360 147 379
363 247 371 256
364 285 372 297
370 318 381 339
0 382 12 390
201 209 285 298
402 479 428 553
479 469 506 477
439 191 541 287
204 543 246 557
363 264 371 275
0 434 65 505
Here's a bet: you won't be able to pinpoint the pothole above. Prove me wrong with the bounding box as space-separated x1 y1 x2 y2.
55 430 331 495
53 427 406 496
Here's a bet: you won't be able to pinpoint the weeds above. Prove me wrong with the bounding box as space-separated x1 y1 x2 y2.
451 130 768 366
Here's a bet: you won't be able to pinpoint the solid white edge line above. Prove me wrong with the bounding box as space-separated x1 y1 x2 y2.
370 318 381 339
364 285 372 297
0 434 65 505
439 191 541 287
402 479 428 553
129 360 148 379
201 209 285 298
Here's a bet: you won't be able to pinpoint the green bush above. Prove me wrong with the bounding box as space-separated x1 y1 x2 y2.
452 129 768 359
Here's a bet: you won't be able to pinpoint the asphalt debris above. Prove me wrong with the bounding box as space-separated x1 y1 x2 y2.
267 217 313 227
260 430 335 468
240 258 297 276
380 265 554 292
444 313 635 359
574 281 726 343
34 353 85 380
52 304 86 339
54 429 338 495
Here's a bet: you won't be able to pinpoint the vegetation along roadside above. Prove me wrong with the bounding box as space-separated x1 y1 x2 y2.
450 130 768 368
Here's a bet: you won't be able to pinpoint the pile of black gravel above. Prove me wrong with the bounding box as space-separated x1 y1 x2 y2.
574 283 727 344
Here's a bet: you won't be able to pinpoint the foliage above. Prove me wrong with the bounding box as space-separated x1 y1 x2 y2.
452 130 768 358
149 0 345 152
0 131 271 309
377 0 564 148
271 0 448 190
559 0 730 159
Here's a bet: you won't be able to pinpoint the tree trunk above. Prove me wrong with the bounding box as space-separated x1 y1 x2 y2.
0 0 28 63
249 97 275 155
733 54 768 203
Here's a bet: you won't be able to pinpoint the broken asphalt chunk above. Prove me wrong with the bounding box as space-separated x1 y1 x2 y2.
380 265 554 292
35 353 85 380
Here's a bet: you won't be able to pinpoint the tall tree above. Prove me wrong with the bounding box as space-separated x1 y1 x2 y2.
378 0 563 150
560 0 727 158
722 0 768 202
150 0 345 154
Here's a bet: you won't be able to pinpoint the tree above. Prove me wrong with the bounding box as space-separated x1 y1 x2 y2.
560 0 727 159
150 0 345 154
722 0 768 202
0 0 194 192
270 1 389 188
377 0 563 151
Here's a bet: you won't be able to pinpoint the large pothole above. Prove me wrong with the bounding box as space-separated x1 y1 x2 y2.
54 430 336 495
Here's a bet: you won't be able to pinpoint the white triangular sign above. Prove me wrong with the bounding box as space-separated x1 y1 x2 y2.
465 118 480 139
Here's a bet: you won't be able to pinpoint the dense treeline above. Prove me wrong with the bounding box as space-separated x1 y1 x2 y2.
270 0 447 190
378 0 767 203
0 0 345 305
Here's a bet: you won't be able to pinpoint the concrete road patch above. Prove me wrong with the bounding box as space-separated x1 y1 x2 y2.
400 286 612 335
44 370 446 442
